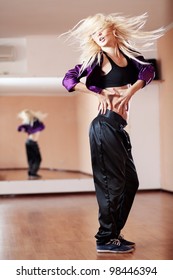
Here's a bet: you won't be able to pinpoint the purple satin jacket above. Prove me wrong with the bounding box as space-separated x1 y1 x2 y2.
62 53 155 93
17 120 45 135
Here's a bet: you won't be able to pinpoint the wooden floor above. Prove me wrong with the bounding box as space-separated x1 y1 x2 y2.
0 190 172 260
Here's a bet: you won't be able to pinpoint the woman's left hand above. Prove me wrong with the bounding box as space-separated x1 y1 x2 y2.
113 88 133 114
114 80 145 114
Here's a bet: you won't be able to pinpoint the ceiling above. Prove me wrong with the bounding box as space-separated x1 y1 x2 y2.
0 0 173 38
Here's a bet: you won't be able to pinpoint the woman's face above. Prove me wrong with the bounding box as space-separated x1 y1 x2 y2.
91 27 116 48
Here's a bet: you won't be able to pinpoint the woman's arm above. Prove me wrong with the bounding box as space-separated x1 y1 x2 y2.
133 56 155 86
62 64 84 92
113 56 155 114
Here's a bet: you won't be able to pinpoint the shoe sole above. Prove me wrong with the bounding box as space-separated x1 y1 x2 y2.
97 247 134 253
28 177 40 180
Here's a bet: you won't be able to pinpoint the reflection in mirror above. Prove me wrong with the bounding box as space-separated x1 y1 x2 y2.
0 108 93 183
17 109 47 180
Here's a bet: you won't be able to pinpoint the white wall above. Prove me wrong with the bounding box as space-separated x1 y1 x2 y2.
158 27 173 192
129 82 161 189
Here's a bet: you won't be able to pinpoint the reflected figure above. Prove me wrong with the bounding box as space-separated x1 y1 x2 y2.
17 109 47 180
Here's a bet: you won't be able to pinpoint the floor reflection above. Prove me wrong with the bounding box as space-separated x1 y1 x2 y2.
0 169 92 181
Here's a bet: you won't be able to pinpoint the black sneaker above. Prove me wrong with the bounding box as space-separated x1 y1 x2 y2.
96 239 134 253
118 234 135 247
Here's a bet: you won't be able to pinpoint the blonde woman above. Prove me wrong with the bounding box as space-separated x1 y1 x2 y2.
62 13 164 253
17 109 47 180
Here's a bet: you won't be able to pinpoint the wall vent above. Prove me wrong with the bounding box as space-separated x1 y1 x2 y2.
0 45 16 61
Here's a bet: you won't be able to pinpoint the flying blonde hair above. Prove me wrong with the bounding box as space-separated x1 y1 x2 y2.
61 13 164 72
18 109 47 125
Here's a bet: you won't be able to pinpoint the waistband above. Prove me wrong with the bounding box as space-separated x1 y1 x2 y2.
26 139 37 144
100 109 127 128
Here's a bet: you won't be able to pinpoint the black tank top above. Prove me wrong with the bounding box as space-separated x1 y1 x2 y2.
98 53 137 88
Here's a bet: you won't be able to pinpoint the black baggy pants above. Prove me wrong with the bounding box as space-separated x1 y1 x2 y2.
25 139 42 176
89 110 139 245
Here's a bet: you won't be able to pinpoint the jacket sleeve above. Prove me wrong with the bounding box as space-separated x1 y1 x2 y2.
17 124 29 132
133 56 155 86
62 64 87 92
62 62 103 94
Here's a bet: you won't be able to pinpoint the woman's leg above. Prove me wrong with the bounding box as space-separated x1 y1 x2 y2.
89 111 139 245
89 112 128 245
25 139 42 176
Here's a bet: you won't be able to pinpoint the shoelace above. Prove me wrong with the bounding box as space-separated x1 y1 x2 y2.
118 234 124 240
107 239 121 246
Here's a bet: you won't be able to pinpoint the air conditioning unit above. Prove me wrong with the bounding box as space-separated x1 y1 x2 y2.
0 45 16 61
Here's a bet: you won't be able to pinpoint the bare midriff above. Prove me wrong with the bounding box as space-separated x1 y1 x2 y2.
105 84 130 121
28 132 40 141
